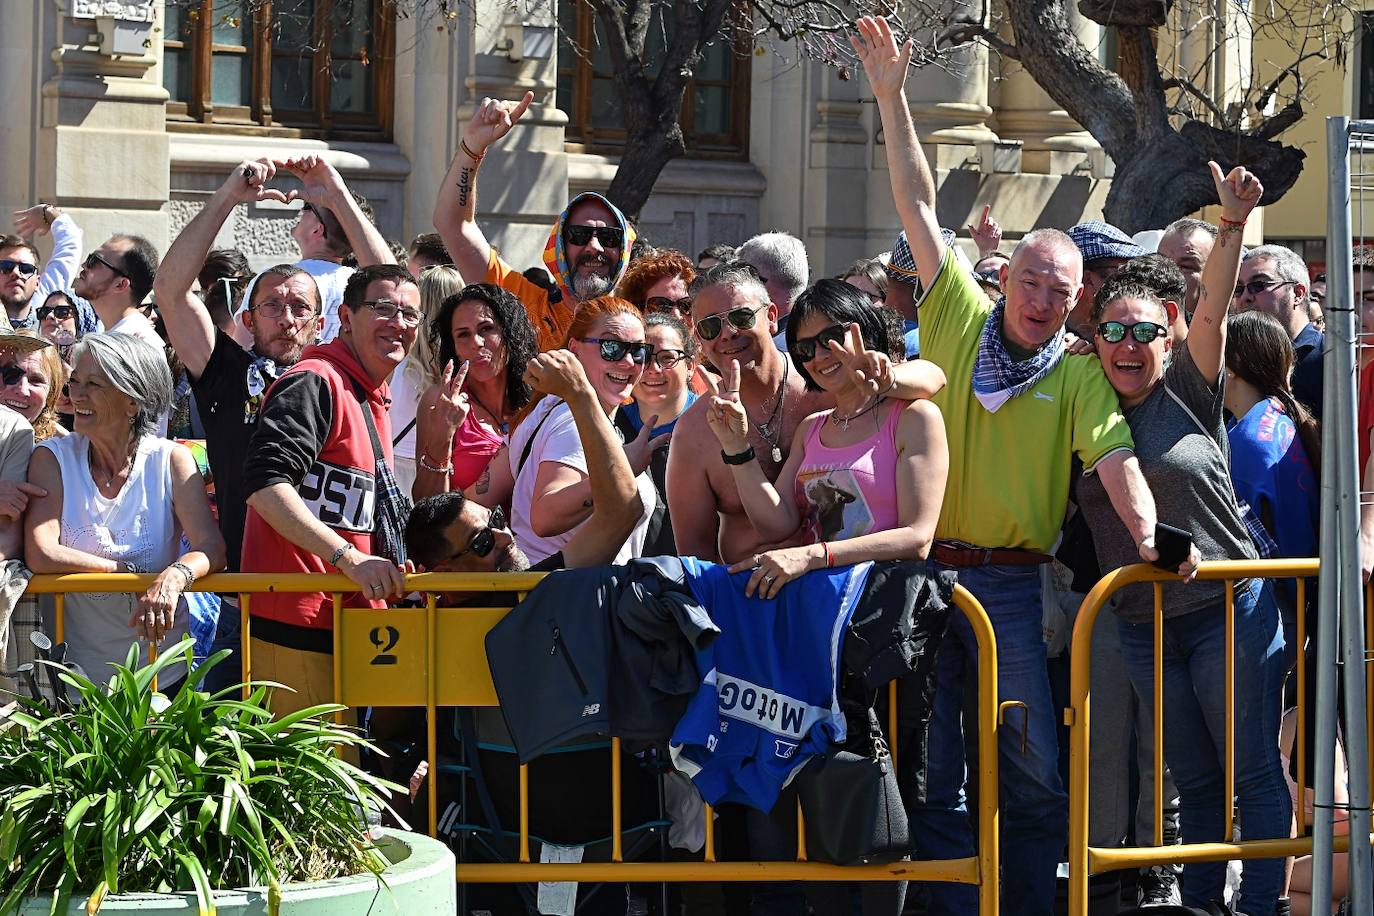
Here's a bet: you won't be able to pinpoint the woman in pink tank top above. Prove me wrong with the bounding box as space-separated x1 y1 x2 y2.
706 279 949 597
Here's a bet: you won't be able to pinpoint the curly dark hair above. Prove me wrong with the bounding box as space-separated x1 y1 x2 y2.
786 279 905 392
429 283 537 414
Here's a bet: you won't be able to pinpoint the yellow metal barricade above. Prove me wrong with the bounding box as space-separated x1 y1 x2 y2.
29 571 1002 912
1065 559 1374 916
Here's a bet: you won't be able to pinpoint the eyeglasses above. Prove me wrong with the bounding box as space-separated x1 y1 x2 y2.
792 324 849 362
0 365 25 387
452 505 508 560
695 305 766 341
0 259 38 279
645 296 692 316
301 203 327 237
84 251 128 278
36 305 74 322
563 224 624 249
251 299 317 321
1233 278 1295 298
362 299 423 326
649 348 690 371
1097 320 1168 344
577 337 652 365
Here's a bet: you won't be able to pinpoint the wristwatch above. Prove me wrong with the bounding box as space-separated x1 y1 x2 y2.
721 445 756 466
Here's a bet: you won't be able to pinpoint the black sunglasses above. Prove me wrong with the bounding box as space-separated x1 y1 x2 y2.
793 325 849 362
695 305 765 341
0 365 25 387
563 224 624 249
1233 278 1295 298
0 259 38 279
454 505 508 560
1097 320 1168 344
577 337 652 365
645 296 692 316
36 305 74 321
84 251 128 278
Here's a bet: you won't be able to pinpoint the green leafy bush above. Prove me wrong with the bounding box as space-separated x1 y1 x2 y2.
0 641 402 916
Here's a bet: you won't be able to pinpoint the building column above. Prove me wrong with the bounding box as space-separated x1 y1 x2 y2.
458 0 569 270
905 0 997 146
993 3 1100 173
39 1 170 250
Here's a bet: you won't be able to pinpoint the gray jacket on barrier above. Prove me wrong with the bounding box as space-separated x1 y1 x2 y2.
485 556 720 763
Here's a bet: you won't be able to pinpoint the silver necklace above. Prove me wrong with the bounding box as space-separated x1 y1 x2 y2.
90 443 135 489
831 395 883 431
753 360 788 464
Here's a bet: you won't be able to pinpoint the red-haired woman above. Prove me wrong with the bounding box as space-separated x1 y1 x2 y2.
469 296 658 564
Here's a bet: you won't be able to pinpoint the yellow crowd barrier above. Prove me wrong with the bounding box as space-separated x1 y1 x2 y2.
27 571 1002 913
1065 559 1374 916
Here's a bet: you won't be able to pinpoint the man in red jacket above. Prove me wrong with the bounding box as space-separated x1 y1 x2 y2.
242 263 420 716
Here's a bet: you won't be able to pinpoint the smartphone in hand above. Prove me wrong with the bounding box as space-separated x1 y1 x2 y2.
1152 522 1193 571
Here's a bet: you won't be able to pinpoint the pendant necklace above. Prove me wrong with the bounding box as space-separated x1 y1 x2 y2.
831 394 883 432
754 360 788 464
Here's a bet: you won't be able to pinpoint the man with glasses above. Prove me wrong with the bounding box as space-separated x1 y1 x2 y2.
1066 220 1147 339
240 264 420 718
73 234 160 348
153 159 329 689
2 203 89 332
1236 244 1323 419
434 92 637 351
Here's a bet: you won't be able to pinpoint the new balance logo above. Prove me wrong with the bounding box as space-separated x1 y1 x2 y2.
1034 391 1055 402
581 703 601 717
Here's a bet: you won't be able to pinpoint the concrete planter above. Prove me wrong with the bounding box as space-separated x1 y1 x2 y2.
20 829 454 915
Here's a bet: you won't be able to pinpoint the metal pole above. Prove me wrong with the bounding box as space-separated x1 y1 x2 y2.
1337 119 1374 915
1312 115 1350 914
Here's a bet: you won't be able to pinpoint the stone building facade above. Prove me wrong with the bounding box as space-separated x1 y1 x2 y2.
1 1 1213 281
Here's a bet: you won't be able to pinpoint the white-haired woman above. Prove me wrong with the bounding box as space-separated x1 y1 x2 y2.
24 333 226 689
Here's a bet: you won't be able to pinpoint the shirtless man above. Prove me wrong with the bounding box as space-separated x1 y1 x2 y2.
667 263 826 564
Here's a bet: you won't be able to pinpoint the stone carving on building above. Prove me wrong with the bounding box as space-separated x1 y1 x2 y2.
69 1 156 22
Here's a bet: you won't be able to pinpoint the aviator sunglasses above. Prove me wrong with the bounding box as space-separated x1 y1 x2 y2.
577 337 653 365
1097 320 1168 344
694 305 766 341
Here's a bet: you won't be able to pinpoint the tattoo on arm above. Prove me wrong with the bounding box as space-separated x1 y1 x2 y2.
456 167 473 210
475 467 490 495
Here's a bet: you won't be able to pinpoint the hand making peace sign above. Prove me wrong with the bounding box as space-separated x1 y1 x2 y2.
704 359 751 454
825 323 895 399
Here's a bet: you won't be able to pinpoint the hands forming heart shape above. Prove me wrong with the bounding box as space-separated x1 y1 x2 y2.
227 155 348 210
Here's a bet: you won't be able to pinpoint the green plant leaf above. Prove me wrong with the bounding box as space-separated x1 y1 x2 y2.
176 852 216 916
101 789 120 893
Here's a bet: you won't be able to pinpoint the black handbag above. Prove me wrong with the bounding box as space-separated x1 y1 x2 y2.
795 702 910 865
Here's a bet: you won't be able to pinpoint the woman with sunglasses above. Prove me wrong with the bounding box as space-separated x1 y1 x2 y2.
0 331 68 443
412 282 538 501
705 278 948 598
470 296 657 565
1075 164 1291 916
615 248 696 321
615 311 699 555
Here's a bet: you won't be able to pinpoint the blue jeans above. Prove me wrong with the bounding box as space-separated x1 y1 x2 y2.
200 597 242 695
909 563 1068 916
1116 579 1290 916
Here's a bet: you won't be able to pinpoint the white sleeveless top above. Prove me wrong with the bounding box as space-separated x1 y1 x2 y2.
40 434 187 684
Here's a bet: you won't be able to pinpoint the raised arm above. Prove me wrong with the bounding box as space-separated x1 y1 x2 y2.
15 205 83 302
1188 162 1264 384
434 92 535 285
852 17 944 287
826 324 946 401
522 350 642 568
154 160 286 377
281 155 394 268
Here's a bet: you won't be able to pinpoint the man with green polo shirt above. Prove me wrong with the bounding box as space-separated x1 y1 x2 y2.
855 17 1172 916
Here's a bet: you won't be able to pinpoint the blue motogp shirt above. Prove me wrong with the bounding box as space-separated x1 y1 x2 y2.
669 557 872 812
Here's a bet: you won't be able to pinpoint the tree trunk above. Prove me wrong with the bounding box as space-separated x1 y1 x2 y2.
605 110 689 219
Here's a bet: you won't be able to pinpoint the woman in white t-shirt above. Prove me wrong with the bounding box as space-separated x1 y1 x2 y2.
472 297 657 564
23 333 225 690
390 265 463 496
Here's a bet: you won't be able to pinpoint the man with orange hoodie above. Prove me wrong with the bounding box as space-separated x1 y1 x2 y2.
433 92 636 351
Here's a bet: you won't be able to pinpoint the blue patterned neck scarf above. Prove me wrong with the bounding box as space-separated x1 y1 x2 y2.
971 298 1066 413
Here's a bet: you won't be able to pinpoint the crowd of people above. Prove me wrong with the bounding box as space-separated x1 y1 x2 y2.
0 14 1361 916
